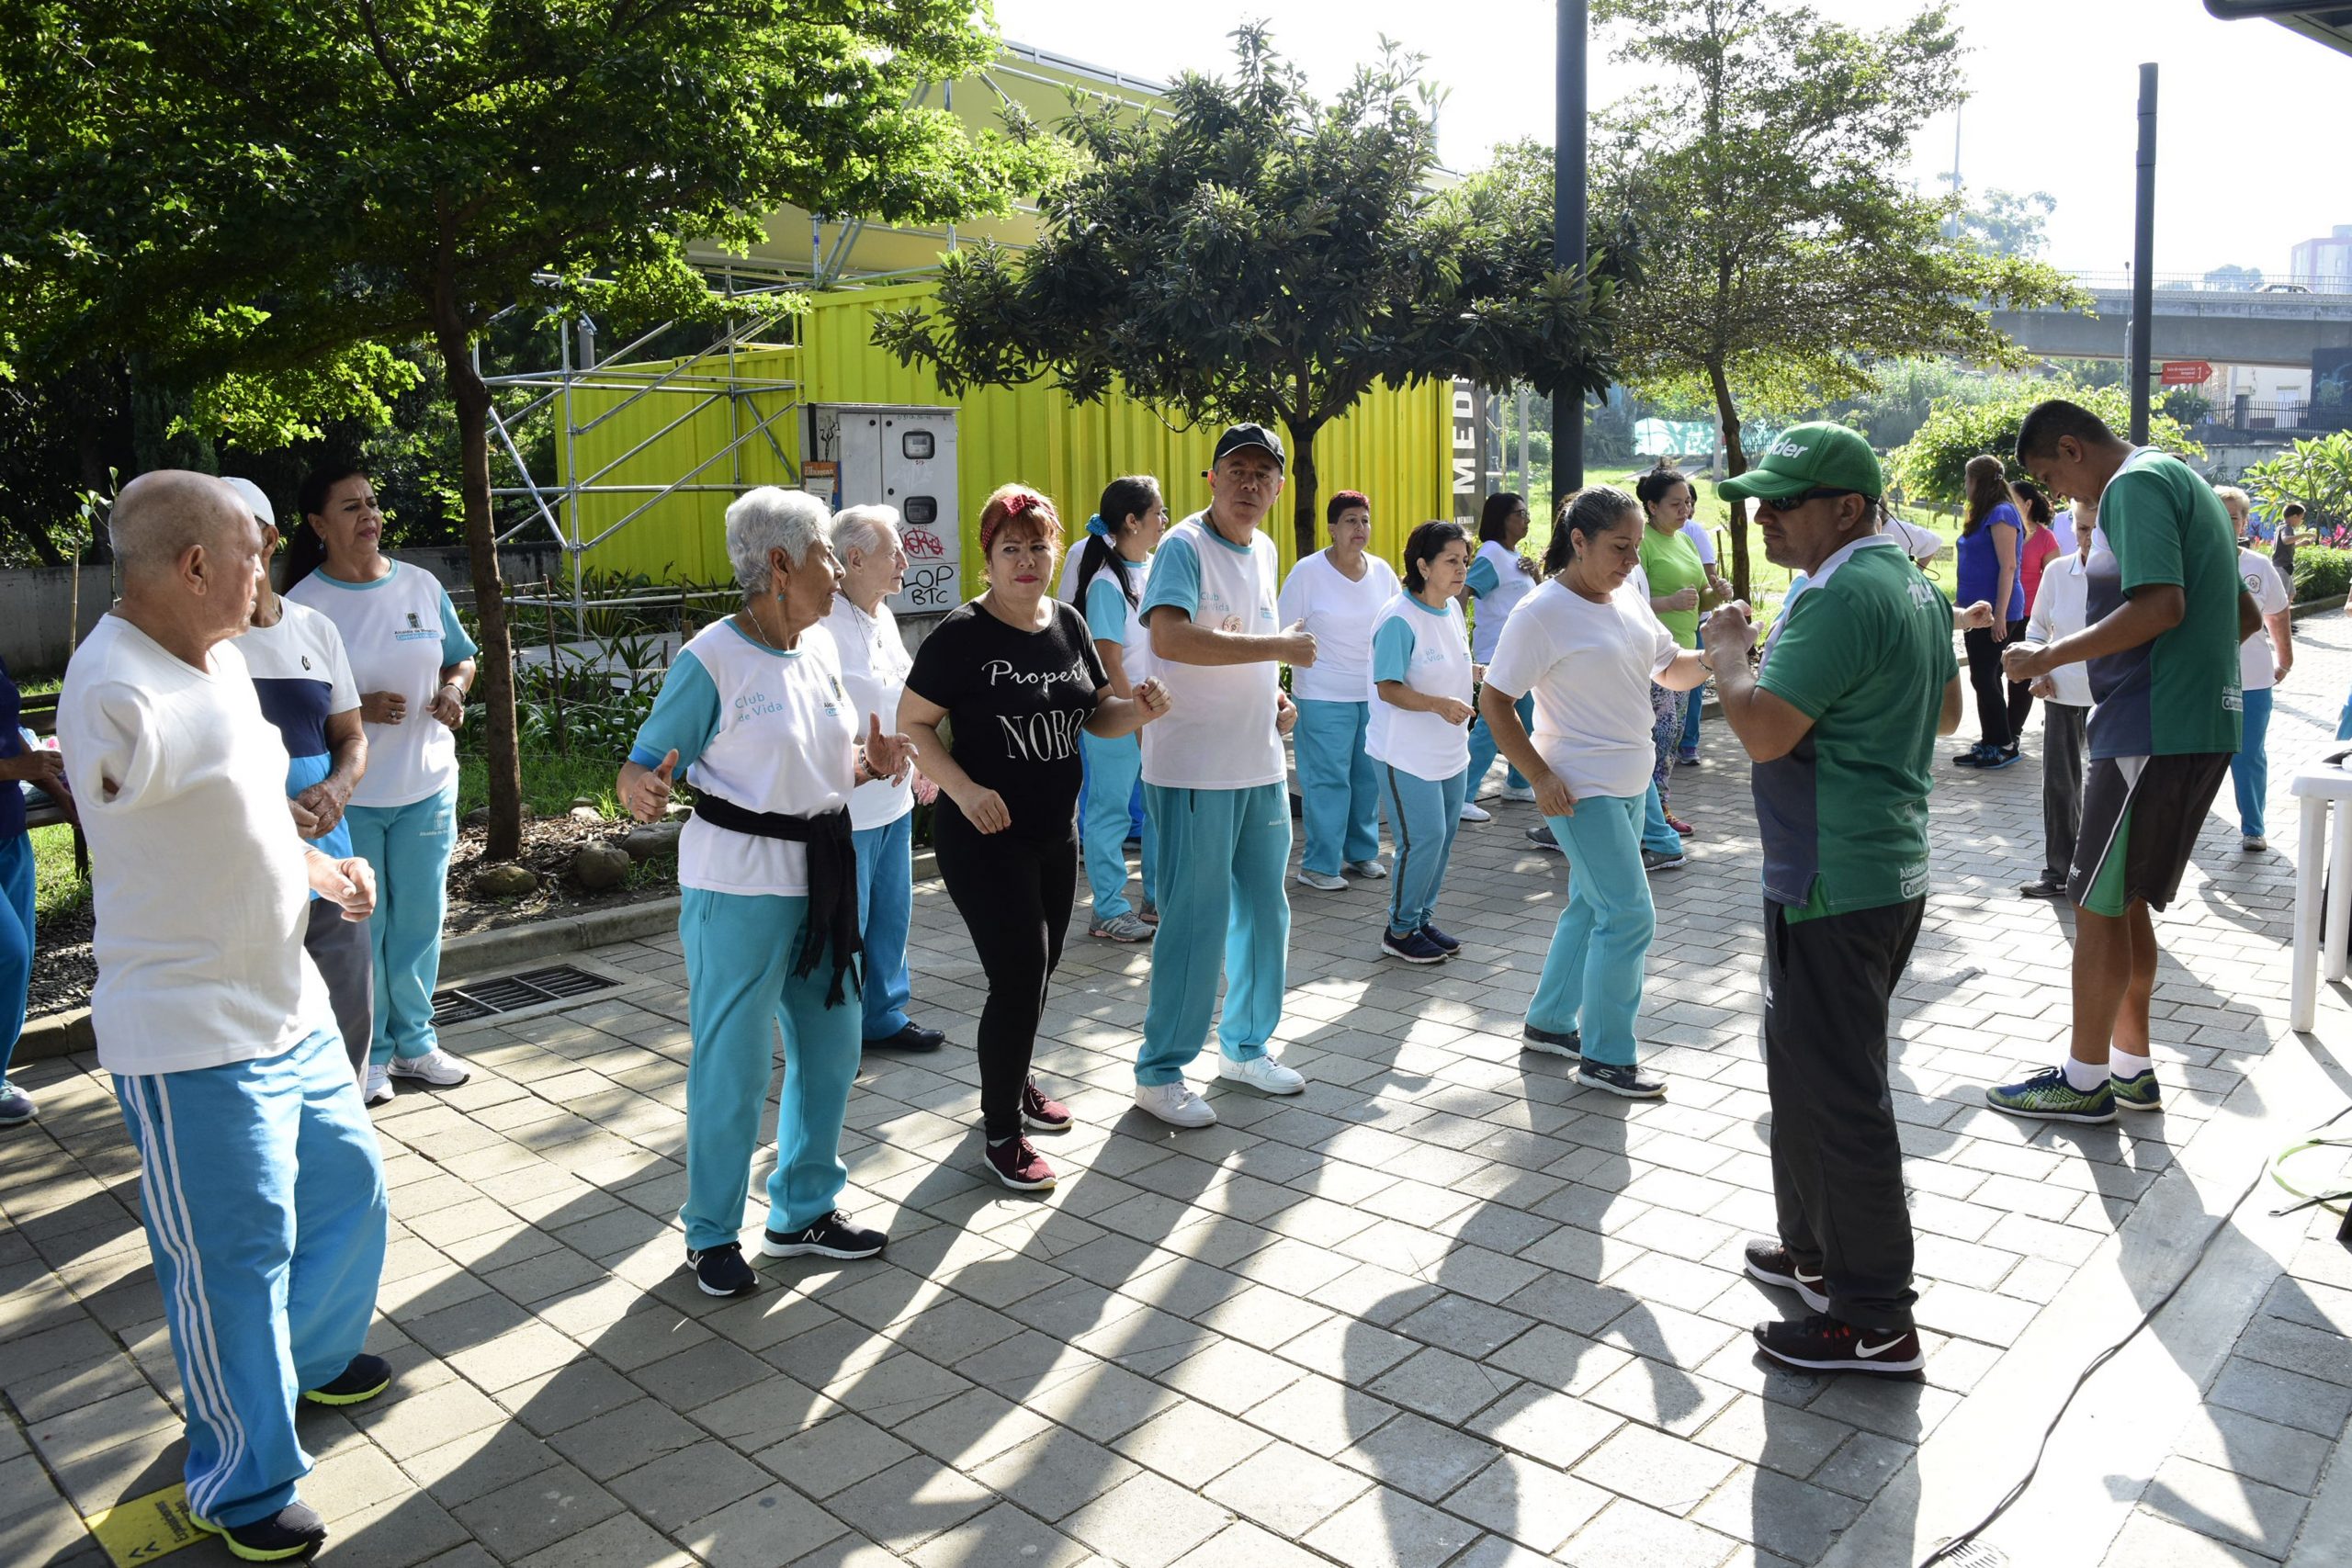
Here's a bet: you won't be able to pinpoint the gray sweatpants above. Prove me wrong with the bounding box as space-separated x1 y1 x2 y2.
2041 702 2088 885
304 898 376 1075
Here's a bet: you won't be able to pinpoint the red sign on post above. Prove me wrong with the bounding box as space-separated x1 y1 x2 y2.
2161 361 2213 386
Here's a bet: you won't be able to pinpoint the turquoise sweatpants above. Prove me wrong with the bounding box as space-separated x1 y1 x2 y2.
1293 699 1381 875
851 813 914 1040
343 783 458 1065
116 1025 386 1529
1 832 31 1082
1464 691 1534 794
1381 763 1464 937
1530 794 1655 1066
1080 729 1156 920
678 888 859 1249
1136 783 1291 1083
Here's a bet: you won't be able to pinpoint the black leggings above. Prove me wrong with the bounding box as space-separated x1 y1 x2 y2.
1962 622 2027 750
932 806 1077 1139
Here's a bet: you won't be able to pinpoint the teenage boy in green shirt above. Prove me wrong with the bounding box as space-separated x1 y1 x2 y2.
1992 399 2259 1123
1703 423 1962 1375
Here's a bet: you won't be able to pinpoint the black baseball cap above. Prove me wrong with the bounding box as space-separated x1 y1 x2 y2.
1212 423 1285 468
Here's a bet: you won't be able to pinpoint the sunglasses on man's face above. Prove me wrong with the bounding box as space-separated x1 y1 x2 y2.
1755 488 1859 515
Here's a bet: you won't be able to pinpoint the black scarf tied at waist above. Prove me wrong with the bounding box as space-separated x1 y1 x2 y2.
691 792 863 1008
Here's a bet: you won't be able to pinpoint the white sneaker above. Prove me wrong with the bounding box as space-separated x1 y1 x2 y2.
1499 784 1538 804
2243 835 2267 852
1459 801 1492 823
1345 859 1388 880
1217 1053 1305 1095
363 1066 394 1106
1135 1081 1217 1128
1294 868 1347 892
387 1047 471 1087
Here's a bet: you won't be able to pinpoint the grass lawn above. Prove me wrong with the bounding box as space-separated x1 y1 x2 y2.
31 822 89 923
457 748 626 822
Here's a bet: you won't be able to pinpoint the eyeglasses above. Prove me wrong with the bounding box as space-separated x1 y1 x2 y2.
1755 488 1859 515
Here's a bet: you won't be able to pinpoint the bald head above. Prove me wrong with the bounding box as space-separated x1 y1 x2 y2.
110 470 249 580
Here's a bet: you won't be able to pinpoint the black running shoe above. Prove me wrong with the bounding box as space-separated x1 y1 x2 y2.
1521 1023 1581 1060
300 1352 392 1407
686 1241 758 1297
1754 1313 1922 1374
1419 922 1461 954
761 1210 886 1260
194 1501 328 1562
2018 877 2066 900
1740 1240 1829 1312
1578 1059 1666 1099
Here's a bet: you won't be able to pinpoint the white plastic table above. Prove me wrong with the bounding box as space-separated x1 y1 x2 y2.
2290 751 2352 1031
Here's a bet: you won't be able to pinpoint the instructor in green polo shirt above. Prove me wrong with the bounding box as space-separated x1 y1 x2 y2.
1701 423 1962 1377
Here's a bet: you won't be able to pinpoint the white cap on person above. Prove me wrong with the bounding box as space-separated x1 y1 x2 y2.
220 476 276 529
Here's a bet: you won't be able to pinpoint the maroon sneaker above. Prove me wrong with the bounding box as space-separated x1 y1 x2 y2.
1021 1077 1072 1132
985 1136 1056 1191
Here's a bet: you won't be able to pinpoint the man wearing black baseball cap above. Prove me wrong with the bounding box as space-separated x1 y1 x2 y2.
1702 422 1962 1375
1130 423 1319 1128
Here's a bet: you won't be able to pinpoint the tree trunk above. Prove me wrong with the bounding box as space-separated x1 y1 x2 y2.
1706 362 1751 603
1284 416 1325 560
435 328 525 862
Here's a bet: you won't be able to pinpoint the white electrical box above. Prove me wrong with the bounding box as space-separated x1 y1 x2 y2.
803 404 960 621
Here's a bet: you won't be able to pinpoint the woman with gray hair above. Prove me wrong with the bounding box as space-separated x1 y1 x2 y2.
618 486 915 1298
820 504 943 1053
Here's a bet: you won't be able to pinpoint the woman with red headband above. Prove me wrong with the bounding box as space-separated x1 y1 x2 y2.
899 485 1172 1190
1279 489 1399 891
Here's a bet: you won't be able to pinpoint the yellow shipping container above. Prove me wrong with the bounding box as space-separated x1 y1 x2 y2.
559 280 1453 596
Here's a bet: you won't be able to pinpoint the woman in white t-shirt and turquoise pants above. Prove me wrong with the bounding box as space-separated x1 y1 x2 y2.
1478 488 1713 1099
285 468 478 1105
1367 523 1476 965
1462 493 1541 819
1280 490 1399 890
619 489 914 1298
1076 477 1167 942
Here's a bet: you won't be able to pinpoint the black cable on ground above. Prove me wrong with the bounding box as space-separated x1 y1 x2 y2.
1917 1102 2352 1568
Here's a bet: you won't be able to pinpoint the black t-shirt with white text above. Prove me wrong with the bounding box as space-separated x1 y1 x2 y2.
905 598 1108 839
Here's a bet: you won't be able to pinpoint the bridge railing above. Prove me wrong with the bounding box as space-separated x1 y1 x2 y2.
2060 269 2352 298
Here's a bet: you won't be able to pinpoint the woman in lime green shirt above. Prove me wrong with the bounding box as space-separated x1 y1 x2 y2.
1635 466 1714 836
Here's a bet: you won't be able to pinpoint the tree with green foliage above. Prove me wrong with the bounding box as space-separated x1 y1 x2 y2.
2245 434 2352 535
1891 382 2202 505
1588 0 2082 595
874 26 1619 558
0 0 1052 856
1960 188 2057 259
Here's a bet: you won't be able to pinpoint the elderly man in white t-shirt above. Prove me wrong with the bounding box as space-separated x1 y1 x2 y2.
59 472 389 1562
1131 424 1319 1127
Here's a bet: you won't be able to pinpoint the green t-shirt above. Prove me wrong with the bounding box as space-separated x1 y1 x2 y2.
1753 538 1958 920
1638 525 1708 645
2084 448 2244 759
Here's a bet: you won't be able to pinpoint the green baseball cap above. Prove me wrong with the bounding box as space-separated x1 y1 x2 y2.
1719 422 1883 503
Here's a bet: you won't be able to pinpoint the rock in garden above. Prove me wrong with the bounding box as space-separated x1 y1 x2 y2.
475 863 540 897
571 795 598 808
621 821 683 862
569 805 603 824
572 841 633 891
464 807 491 828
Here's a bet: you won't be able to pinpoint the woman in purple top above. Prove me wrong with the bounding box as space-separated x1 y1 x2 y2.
1952 455 2026 770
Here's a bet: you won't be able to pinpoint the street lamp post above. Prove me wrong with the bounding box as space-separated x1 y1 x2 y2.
1554 0 1588 515
2130 62 2158 445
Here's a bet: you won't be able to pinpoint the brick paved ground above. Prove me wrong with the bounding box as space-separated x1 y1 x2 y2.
7 615 2352 1568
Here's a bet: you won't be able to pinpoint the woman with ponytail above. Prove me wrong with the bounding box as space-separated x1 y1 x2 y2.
1075 477 1167 942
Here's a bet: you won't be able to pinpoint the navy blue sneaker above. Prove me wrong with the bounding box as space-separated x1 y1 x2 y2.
686 1241 758 1296
1952 744 1994 769
1578 1059 1666 1099
1522 1024 1581 1059
1981 744 2023 771
1419 922 1460 954
1381 927 1448 964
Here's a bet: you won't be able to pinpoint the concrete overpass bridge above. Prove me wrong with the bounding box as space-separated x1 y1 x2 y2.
1993 272 2352 367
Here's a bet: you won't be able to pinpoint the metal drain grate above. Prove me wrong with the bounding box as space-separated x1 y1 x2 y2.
1931 1543 2007 1568
430 964 618 1027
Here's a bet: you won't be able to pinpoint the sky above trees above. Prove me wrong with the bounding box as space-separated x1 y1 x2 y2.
996 0 2347 280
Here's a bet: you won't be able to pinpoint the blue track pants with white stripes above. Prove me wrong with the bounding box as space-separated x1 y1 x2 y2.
115 1024 387 1529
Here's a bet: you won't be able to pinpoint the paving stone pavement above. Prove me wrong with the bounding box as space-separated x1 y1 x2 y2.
8 615 2352 1568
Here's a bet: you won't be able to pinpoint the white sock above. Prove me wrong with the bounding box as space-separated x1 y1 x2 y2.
2062 1055 2108 1092
2110 1049 2152 1081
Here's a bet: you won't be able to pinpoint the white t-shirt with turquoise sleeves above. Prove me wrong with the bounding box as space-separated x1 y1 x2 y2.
1081 553 1154 692
285 561 480 808
628 617 858 897
1138 513 1284 791
1366 592 1474 782
1279 549 1399 704
1465 539 1539 662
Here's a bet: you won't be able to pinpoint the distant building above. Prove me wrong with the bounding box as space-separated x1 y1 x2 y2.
2290 224 2352 289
